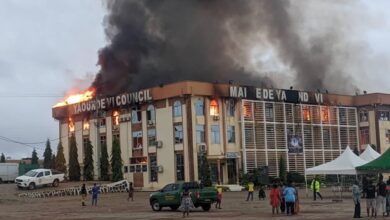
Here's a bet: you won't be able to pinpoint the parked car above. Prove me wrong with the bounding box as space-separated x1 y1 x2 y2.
149 181 218 212
15 169 65 190
0 163 19 183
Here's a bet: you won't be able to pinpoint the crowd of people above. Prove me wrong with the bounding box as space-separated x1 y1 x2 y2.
353 175 390 218
268 180 300 216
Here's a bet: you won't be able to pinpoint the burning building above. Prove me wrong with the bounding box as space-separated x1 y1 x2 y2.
52 81 390 188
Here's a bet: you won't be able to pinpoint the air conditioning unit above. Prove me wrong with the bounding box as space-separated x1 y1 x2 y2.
213 115 220 121
156 141 163 148
198 144 207 153
157 165 164 173
148 120 155 126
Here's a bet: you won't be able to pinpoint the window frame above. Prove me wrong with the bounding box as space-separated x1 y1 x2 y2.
227 125 236 143
211 125 221 144
173 100 182 117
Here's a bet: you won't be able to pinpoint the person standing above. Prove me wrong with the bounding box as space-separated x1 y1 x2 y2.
352 180 362 218
310 177 323 201
269 184 281 215
91 183 100 206
283 181 296 216
179 187 194 218
246 181 254 201
279 182 286 213
376 175 387 217
80 183 87 207
215 185 223 209
366 180 376 217
128 182 134 202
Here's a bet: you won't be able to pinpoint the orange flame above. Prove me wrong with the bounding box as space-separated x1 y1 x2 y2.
210 99 219 116
113 111 120 126
69 118 75 132
54 88 96 107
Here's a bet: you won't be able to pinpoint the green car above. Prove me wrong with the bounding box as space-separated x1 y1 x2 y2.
149 181 218 212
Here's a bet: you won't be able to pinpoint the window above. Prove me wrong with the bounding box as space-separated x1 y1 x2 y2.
99 118 106 127
124 166 129 173
100 135 106 146
196 125 205 144
210 99 219 116
161 183 179 192
147 105 156 122
113 133 120 141
147 128 156 146
176 153 185 181
360 110 368 122
174 124 183 144
360 127 369 145
380 111 390 121
112 111 120 126
195 99 204 116
303 106 311 122
226 99 235 117
131 107 141 123
265 103 274 121
149 154 158 182
173 100 182 117
68 118 75 132
37 172 43 177
211 125 220 144
83 119 90 130
129 166 135 173
386 130 390 144
227 126 235 143
44 171 50 176
132 131 143 149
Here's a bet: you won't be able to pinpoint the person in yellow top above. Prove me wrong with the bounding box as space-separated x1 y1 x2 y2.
310 177 323 201
215 184 223 209
246 181 255 201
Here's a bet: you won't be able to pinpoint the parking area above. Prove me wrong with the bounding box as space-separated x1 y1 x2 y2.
0 183 356 220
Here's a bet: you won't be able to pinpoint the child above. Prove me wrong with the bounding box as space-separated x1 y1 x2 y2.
269 184 281 214
80 183 87 206
128 182 134 201
258 184 266 200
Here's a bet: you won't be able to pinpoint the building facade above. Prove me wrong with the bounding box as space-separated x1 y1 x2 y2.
52 81 390 189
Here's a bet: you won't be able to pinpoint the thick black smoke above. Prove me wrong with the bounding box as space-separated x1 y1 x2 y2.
93 0 357 95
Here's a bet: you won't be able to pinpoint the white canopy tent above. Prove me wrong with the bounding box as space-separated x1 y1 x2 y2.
359 145 380 162
305 146 368 175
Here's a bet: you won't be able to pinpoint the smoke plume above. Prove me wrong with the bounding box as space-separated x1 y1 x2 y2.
93 0 360 95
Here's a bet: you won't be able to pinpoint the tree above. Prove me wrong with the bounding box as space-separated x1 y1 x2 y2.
83 139 94 181
100 142 109 181
43 139 53 168
51 154 56 169
55 141 67 174
0 153 5 163
31 148 39 165
279 155 287 183
111 137 123 182
198 152 212 187
68 134 81 181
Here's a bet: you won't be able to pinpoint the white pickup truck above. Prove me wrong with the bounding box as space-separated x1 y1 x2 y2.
15 169 65 190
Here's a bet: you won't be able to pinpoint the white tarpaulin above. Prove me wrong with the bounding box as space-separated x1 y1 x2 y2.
359 145 380 162
305 146 368 175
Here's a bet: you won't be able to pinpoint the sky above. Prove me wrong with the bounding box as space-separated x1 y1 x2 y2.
0 0 390 159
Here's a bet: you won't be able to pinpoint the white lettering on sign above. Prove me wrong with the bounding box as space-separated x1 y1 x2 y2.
298 92 308 102
72 89 153 115
230 86 247 98
315 93 323 103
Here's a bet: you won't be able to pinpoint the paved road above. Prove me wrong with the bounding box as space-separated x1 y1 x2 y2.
0 183 357 220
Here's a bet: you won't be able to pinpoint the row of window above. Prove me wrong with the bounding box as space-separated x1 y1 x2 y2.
196 125 236 144
360 110 390 122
